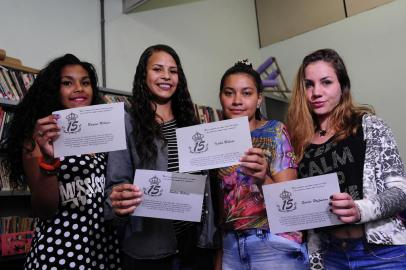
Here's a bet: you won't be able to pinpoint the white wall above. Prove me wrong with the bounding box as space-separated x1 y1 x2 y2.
0 0 100 71
0 0 261 110
104 0 261 108
261 0 406 160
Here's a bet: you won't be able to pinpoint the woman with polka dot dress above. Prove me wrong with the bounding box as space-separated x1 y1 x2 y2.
6 54 122 270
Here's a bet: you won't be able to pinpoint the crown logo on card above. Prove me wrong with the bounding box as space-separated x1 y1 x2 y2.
277 189 296 212
189 131 208 154
62 112 81 134
192 132 204 142
279 189 292 200
143 175 163 197
149 176 161 185
66 112 78 121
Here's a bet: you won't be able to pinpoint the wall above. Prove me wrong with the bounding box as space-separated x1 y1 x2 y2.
261 0 406 159
0 0 100 71
0 0 260 108
104 0 261 108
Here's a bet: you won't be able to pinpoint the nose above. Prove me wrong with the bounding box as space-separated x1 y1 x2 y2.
161 69 170 80
311 83 322 98
232 93 242 105
73 81 84 92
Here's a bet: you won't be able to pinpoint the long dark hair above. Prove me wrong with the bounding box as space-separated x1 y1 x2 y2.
6 54 101 187
131 44 197 166
219 60 264 120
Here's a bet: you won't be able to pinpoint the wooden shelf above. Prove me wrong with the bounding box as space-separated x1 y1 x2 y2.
0 98 19 107
0 190 30 197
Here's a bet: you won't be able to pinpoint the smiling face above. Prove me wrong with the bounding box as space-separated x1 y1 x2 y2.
145 51 179 103
220 73 262 129
59 64 93 109
304 61 342 119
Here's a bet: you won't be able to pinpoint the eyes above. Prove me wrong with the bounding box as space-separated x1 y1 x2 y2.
304 79 333 89
61 79 91 87
222 89 255 97
151 66 178 74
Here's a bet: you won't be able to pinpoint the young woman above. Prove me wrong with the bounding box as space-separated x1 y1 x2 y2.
104 44 219 270
216 60 309 270
6 54 121 269
287 48 406 269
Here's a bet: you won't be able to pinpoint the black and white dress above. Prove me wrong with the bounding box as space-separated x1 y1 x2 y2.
25 153 121 270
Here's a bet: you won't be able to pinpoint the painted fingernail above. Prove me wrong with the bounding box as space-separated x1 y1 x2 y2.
328 202 332 206
329 195 333 199
329 209 333 212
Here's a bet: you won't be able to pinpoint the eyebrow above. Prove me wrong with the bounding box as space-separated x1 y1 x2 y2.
223 86 255 91
304 76 331 81
61 75 90 80
151 64 177 69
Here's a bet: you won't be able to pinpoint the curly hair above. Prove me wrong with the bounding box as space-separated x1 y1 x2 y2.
130 44 197 166
286 49 374 160
5 53 102 188
219 60 264 120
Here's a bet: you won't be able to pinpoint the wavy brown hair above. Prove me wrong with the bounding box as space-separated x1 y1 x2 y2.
287 49 374 160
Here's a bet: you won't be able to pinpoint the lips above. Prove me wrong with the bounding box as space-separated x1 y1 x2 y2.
69 96 88 102
311 101 325 109
157 83 172 90
229 109 245 114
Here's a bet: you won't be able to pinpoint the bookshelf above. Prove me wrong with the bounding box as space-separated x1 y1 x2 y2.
0 49 37 268
99 86 222 123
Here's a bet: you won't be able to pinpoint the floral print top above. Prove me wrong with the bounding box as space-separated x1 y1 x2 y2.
219 120 301 242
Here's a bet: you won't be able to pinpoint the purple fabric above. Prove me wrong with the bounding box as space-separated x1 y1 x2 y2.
256 57 274 74
262 79 279 88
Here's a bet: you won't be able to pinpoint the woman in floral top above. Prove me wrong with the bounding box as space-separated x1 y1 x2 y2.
216 60 309 270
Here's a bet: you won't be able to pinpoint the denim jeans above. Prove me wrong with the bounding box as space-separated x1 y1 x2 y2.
322 237 406 270
222 229 309 270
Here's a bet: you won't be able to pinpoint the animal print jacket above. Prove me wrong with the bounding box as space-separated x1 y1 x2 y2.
309 114 406 270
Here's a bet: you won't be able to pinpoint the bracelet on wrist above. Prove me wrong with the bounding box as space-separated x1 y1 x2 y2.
38 156 61 171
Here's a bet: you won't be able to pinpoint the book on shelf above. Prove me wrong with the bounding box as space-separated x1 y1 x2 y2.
0 216 35 257
0 110 13 147
0 65 35 102
100 93 132 108
194 104 223 123
0 216 34 234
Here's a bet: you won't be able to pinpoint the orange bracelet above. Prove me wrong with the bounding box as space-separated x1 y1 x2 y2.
38 156 61 171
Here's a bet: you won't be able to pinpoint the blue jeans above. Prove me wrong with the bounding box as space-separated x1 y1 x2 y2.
322 237 406 270
222 229 309 270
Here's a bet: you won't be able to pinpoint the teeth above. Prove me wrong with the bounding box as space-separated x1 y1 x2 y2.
158 84 171 90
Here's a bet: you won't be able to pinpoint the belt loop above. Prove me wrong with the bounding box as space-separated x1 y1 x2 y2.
256 229 266 239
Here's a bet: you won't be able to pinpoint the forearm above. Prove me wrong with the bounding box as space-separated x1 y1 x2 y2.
25 163 59 218
355 177 406 223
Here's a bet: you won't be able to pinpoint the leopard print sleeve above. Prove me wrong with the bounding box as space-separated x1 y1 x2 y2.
355 115 406 223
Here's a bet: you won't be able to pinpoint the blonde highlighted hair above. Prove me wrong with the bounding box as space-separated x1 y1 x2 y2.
286 49 374 160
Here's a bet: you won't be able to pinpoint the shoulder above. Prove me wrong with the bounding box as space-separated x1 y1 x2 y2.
362 114 387 128
362 114 389 131
261 119 286 130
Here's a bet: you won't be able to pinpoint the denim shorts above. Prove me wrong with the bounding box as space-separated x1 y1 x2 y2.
222 229 309 270
322 237 406 270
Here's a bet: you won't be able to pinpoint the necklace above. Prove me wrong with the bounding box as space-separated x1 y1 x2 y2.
318 129 327 136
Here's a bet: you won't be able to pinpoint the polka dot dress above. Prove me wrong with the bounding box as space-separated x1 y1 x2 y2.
25 153 121 270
